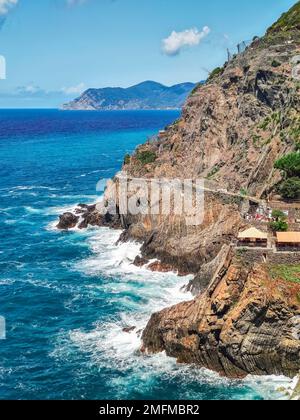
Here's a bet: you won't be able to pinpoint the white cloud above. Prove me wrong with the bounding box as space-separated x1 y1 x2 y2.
162 26 210 56
2 83 85 99
22 85 41 94
61 83 86 95
15 85 45 96
0 0 18 15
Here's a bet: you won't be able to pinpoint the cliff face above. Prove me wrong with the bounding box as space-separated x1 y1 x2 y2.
61 4 300 282
104 3 300 279
138 3 300 377
142 253 300 378
117 190 246 276
125 42 299 197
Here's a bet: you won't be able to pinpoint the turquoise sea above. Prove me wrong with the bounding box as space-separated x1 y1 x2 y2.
0 109 292 400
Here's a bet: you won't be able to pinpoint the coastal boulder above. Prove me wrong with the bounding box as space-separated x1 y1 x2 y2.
133 256 149 267
56 212 79 230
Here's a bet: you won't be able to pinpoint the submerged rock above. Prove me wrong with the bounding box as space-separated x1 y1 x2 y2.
123 326 136 334
148 261 175 273
133 256 149 267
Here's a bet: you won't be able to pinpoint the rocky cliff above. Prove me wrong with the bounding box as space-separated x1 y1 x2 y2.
105 2 300 278
58 3 300 378
138 3 300 377
111 2 300 271
142 251 300 378
59 3 300 283
139 3 300 378
124 35 299 198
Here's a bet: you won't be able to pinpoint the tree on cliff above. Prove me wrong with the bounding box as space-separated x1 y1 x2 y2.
274 152 300 199
274 152 300 178
279 177 300 200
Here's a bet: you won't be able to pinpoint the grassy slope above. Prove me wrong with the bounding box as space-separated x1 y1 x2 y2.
269 264 300 284
267 1 300 34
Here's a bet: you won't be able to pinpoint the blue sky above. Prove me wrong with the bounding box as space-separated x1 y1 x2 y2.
0 0 297 107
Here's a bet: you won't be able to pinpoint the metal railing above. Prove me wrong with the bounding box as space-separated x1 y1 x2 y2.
227 40 252 62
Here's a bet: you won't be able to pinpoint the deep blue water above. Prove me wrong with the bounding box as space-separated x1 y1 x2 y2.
0 110 290 400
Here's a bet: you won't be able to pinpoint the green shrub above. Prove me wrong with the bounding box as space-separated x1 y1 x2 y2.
274 152 300 178
271 60 281 68
207 67 223 82
207 166 219 179
124 154 131 165
279 177 300 199
258 117 270 131
269 220 289 232
271 209 287 221
136 150 157 165
252 134 261 145
236 248 247 256
190 83 202 95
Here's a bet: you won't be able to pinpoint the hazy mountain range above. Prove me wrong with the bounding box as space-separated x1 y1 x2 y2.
62 81 198 110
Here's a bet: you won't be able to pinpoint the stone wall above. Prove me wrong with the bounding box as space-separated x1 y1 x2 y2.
236 249 268 265
268 252 300 265
236 248 300 266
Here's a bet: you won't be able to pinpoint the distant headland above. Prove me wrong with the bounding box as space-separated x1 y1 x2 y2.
62 81 199 111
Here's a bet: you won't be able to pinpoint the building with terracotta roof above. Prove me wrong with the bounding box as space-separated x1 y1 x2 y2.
276 232 300 251
237 227 268 248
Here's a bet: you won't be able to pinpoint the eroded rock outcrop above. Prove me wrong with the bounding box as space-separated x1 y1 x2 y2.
57 212 79 230
142 253 300 378
56 203 122 231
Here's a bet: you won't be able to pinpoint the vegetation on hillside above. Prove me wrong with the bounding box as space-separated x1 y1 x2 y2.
271 210 287 221
274 151 300 199
275 152 300 178
207 67 223 83
136 150 157 165
279 177 300 199
269 220 288 232
124 154 131 165
269 209 289 232
189 82 204 96
269 264 300 284
267 1 300 35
